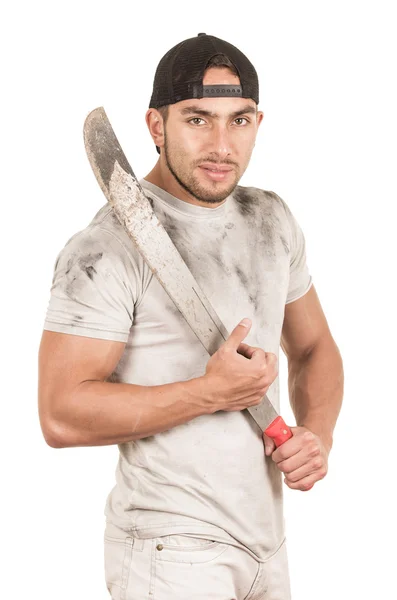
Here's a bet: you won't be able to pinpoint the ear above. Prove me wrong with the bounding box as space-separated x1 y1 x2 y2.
256 110 264 127
145 109 165 151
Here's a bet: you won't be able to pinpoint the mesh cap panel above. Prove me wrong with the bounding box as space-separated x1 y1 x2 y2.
149 34 259 108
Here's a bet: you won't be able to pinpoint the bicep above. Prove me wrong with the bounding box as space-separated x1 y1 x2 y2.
38 330 126 437
281 284 332 360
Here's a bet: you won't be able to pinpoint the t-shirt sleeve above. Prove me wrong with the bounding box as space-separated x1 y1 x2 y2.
43 228 137 342
276 195 313 304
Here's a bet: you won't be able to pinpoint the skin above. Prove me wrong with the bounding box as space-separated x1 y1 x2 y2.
145 66 344 491
145 68 263 207
38 67 344 494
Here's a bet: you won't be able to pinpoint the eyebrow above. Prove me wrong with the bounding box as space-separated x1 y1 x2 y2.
179 104 257 119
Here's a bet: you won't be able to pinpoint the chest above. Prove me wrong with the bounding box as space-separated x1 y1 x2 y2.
168 214 288 324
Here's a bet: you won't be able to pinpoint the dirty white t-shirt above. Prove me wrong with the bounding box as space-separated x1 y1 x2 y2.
43 179 312 562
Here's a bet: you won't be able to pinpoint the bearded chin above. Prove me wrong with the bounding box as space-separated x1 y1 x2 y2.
164 138 239 204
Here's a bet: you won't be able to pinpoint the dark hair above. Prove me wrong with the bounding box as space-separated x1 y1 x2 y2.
206 53 239 76
154 54 239 154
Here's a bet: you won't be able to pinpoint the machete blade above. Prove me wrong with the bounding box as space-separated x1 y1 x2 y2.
83 106 291 441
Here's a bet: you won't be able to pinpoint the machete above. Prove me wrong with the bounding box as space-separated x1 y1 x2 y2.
83 106 292 448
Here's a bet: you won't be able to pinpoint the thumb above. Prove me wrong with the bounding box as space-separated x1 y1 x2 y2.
224 318 252 351
263 432 276 456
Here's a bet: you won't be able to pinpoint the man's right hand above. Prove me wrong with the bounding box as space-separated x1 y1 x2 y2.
204 318 278 412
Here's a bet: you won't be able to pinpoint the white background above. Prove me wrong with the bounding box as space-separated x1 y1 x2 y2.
2 1 396 598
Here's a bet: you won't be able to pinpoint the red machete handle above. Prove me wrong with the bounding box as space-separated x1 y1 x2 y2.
264 416 292 447
264 417 314 490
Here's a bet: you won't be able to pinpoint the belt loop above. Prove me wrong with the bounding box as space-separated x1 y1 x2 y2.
132 537 144 552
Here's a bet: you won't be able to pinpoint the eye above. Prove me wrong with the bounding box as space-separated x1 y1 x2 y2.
234 117 249 126
188 117 206 126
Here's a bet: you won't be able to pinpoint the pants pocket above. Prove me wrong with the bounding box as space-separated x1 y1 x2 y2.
154 534 228 564
104 529 134 600
154 537 260 600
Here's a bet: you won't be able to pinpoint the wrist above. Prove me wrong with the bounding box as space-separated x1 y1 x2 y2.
301 422 333 454
191 374 221 414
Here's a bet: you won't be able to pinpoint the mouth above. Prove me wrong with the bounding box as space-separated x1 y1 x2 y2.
198 164 234 182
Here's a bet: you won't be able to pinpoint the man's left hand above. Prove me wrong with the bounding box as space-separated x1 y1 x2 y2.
263 426 329 491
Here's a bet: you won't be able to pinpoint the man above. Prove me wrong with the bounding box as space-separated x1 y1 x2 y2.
38 33 343 599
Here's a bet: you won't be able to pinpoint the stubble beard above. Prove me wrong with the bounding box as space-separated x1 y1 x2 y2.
163 134 241 204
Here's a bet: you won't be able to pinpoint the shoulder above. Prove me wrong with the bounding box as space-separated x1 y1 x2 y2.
50 209 146 305
232 185 291 221
54 204 144 273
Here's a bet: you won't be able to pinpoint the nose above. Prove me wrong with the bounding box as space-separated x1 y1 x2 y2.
208 124 232 160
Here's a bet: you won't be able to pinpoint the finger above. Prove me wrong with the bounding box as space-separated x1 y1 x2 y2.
284 474 316 492
272 436 303 464
262 432 276 456
285 457 327 483
237 342 256 359
274 448 310 473
282 460 320 481
224 318 252 352
249 350 277 370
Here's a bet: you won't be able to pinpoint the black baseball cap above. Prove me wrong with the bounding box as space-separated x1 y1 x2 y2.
149 33 259 109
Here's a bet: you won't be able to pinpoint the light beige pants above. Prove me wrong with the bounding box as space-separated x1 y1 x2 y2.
104 522 291 600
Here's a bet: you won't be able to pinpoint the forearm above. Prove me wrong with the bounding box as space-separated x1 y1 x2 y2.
49 377 213 448
287 337 344 452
